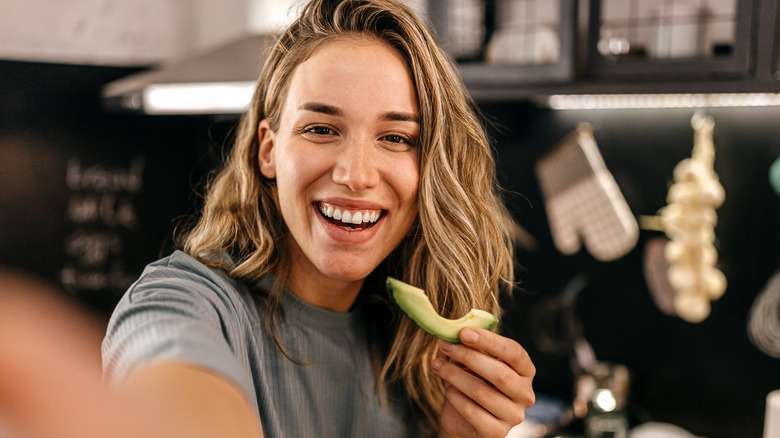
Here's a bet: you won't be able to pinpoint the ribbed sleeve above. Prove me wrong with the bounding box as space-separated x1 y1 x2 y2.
101 251 258 408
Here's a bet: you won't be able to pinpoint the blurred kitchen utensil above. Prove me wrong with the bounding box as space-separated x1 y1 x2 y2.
766 390 780 438
769 156 780 197
643 236 677 316
631 422 696 438
747 270 780 359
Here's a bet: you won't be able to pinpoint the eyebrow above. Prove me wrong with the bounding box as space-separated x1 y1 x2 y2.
299 102 341 116
384 111 420 124
298 102 419 124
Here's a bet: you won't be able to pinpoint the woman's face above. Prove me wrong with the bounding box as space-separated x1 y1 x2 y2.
258 36 420 300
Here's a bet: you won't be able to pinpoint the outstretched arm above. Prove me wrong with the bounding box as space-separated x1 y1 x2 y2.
0 271 263 438
118 361 264 438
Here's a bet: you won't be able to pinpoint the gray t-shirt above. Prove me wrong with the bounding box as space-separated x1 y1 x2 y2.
102 251 423 437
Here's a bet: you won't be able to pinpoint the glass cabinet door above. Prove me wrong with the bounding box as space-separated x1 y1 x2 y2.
587 0 755 79
428 0 577 86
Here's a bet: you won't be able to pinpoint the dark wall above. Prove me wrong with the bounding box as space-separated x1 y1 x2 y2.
483 102 780 438
0 60 222 316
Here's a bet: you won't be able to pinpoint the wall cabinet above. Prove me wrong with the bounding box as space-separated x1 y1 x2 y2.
427 0 780 101
428 0 577 86
588 0 754 80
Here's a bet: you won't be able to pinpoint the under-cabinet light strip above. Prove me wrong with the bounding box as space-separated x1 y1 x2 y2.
141 84 780 114
547 93 780 110
143 82 256 115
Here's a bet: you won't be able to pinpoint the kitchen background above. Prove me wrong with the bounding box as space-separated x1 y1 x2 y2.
1 0 779 437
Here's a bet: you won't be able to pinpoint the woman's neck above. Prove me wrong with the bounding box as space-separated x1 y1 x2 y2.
285 261 365 312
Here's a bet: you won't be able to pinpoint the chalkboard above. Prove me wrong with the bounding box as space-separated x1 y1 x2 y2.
0 60 220 315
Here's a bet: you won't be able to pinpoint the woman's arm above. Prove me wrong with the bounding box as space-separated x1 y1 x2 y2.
118 362 264 438
432 327 536 438
0 271 263 438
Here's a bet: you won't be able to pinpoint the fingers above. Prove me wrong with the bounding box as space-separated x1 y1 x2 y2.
460 327 536 378
432 329 536 437
438 384 509 438
433 355 523 431
442 330 535 403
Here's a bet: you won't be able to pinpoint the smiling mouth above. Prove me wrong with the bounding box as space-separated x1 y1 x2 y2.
317 201 384 231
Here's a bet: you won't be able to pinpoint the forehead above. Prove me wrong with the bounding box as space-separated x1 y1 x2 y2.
282 35 419 115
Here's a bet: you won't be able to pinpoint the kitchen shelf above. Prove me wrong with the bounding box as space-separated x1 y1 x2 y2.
462 75 780 104
428 0 780 103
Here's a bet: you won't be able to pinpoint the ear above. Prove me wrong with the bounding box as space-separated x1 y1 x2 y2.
257 119 277 179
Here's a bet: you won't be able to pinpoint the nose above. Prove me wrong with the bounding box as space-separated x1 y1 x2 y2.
332 137 380 192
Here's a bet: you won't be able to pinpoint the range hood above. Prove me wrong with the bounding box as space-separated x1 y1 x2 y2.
102 34 274 115
101 0 429 115
101 0 298 115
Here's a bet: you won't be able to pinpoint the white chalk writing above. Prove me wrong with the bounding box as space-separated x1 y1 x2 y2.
60 261 138 292
64 230 123 267
66 193 136 229
66 156 145 193
60 155 145 294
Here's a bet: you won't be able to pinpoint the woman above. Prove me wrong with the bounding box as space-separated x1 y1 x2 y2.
102 0 535 437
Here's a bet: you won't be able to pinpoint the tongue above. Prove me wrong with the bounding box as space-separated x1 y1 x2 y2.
329 217 368 230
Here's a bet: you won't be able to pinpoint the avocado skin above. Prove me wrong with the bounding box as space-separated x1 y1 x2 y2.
386 277 498 343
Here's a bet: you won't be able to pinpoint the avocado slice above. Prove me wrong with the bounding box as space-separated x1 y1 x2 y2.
386 277 498 343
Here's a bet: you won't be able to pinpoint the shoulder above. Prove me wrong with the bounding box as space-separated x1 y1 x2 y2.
133 250 238 293
122 250 255 316
102 251 261 389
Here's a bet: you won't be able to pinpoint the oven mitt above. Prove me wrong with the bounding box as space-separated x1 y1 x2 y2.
535 124 638 261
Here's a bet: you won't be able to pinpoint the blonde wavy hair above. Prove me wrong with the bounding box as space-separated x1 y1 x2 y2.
182 0 517 431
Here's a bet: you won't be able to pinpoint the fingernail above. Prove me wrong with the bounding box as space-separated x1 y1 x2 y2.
431 357 444 371
440 341 454 354
461 329 478 343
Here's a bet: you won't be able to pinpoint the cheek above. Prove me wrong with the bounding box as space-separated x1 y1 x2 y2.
402 156 421 201
277 145 311 183
275 148 328 205
392 156 420 211
273 152 303 212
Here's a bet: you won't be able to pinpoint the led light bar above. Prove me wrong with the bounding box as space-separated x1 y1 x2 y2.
547 93 780 110
142 82 257 115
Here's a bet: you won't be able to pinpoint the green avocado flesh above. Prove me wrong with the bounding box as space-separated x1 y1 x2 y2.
386 277 498 343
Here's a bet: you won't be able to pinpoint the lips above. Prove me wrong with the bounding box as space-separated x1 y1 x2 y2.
317 201 384 231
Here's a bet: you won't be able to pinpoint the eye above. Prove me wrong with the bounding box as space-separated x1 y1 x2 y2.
383 134 406 143
304 125 337 136
381 134 415 147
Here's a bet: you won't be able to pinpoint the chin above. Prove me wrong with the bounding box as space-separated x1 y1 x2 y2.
317 259 378 283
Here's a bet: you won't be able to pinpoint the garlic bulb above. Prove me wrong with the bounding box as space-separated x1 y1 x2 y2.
674 291 711 323
661 113 727 323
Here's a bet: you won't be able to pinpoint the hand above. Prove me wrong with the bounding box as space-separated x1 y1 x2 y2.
432 327 535 438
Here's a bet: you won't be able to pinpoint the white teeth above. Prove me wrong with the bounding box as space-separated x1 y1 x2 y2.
318 202 381 224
